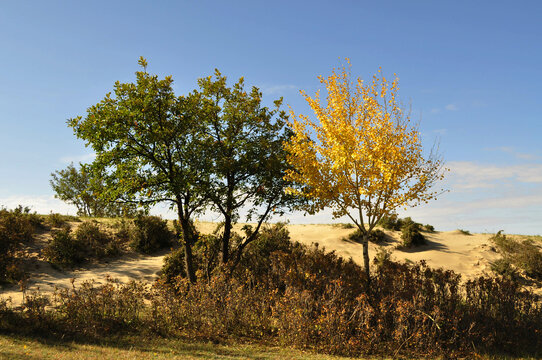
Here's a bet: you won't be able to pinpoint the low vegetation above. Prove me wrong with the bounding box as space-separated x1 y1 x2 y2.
343 228 387 244
0 206 43 283
491 231 542 280
1 224 541 359
42 215 173 268
129 215 173 254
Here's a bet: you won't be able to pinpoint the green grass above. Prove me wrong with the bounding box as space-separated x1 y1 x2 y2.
0 334 537 360
0 335 364 360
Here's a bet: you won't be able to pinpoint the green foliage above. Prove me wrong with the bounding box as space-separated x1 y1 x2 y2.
43 229 86 267
400 221 426 247
423 224 435 232
458 229 471 235
75 221 120 258
130 216 173 254
235 223 293 280
333 223 355 229
113 218 133 243
161 248 186 283
46 213 68 228
192 70 300 264
490 258 517 280
490 231 542 280
0 206 38 282
44 221 123 267
68 58 210 281
344 229 387 244
51 163 141 217
373 247 393 271
378 215 425 233
377 214 401 230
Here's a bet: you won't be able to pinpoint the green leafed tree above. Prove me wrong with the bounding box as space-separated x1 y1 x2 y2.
68 57 208 282
50 162 139 217
195 71 299 265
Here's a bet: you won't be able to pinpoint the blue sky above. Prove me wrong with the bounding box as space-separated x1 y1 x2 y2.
1 1 541 234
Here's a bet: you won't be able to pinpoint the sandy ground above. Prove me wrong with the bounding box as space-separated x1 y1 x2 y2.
0 221 538 306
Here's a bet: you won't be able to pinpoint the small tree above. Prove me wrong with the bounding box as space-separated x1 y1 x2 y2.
68 57 208 282
284 61 446 283
195 71 298 265
50 163 139 217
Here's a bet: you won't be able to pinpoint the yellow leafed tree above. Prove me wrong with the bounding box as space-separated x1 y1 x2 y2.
284 61 446 283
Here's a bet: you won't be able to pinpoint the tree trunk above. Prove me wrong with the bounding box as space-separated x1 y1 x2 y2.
363 233 371 286
182 228 197 283
221 214 231 264
177 205 196 283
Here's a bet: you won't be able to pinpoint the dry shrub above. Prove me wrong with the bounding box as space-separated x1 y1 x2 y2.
1 224 541 358
53 277 147 336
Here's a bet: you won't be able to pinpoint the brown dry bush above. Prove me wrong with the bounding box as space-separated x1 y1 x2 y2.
1 224 541 358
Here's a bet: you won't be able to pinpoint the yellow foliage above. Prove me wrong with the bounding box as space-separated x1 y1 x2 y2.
284 60 446 233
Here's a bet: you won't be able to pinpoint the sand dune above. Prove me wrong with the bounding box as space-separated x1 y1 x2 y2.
0 221 538 306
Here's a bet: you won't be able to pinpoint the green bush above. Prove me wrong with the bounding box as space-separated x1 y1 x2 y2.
113 219 133 243
161 248 186 283
423 224 435 232
490 231 542 280
75 221 121 258
332 223 355 229
43 229 86 267
490 258 517 280
130 216 173 254
0 207 38 282
378 214 401 230
373 247 393 271
236 223 293 280
514 241 542 280
401 222 426 247
343 228 387 244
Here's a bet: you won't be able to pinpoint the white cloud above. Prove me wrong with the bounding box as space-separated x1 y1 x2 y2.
0 195 77 215
444 104 458 111
258 84 298 95
490 147 538 161
433 128 447 135
60 153 96 164
447 161 542 188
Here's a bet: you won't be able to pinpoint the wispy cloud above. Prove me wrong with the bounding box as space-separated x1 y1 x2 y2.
258 84 298 95
60 153 96 164
444 104 458 111
447 161 542 189
433 128 447 135
485 146 538 161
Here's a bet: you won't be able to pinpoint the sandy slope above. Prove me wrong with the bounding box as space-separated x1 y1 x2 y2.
0 222 537 306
